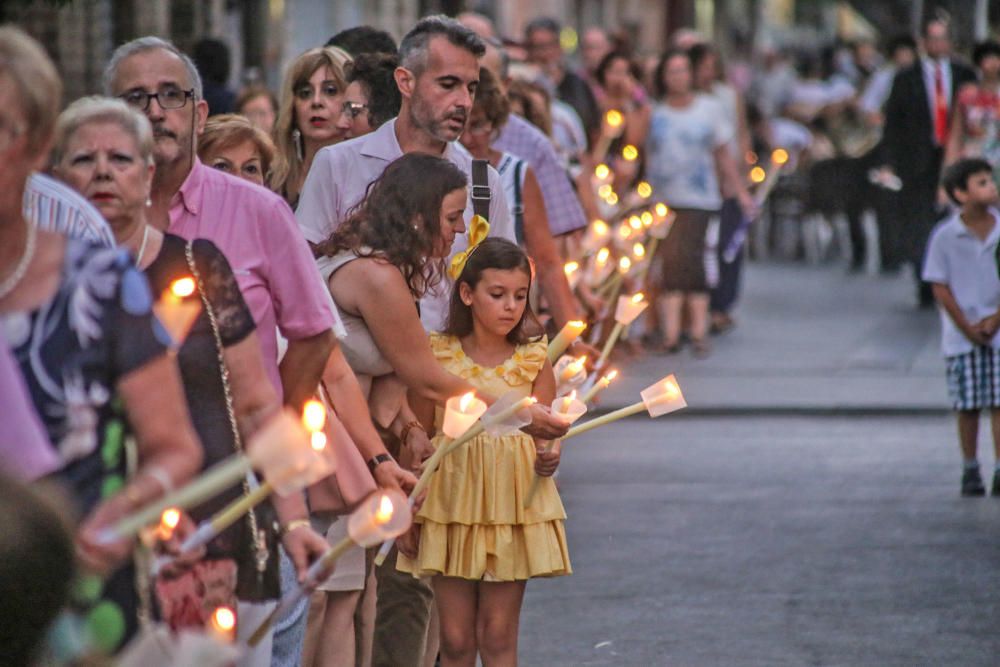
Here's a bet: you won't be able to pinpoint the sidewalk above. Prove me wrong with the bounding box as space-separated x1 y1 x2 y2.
596 261 947 415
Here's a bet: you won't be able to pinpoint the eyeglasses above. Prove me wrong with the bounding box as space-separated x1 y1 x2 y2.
341 101 369 119
119 86 195 111
0 116 24 153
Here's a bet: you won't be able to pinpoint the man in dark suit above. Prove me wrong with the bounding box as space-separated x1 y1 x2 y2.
882 17 975 306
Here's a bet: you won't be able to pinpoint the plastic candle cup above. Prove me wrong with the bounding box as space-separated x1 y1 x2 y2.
248 408 334 496
152 277 202 349
547 320 587 362
442 392 488 439
551 391 588 424
207 606 236 644
557 355 587 384
640 374 687 416
615 292 648 325
347 489 412 547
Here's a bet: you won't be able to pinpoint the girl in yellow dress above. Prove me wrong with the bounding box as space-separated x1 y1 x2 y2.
397 237 571 667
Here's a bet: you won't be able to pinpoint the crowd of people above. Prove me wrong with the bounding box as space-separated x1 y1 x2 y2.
2 7 1000 667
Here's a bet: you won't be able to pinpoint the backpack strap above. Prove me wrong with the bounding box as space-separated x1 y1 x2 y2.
471 158 491 222
513 158 526 245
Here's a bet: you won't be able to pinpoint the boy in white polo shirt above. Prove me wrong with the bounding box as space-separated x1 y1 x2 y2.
923 158 1000 496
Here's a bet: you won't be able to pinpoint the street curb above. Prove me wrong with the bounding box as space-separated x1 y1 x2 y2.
587 405 951 418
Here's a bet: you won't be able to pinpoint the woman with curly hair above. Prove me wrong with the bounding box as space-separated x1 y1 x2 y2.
303 153 479 667
272 46 353 208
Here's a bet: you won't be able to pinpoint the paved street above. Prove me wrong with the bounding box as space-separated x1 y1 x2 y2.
521 262 1000 666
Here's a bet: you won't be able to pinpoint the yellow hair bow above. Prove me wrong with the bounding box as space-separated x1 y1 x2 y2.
448 214 491 279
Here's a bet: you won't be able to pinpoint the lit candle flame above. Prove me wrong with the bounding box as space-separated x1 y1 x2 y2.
633 242 645 258
169 277 196 299
631 292 645 304
598 183 613 198
605 109 624 127
606 369 619 382
374 494 394 524
568 320 585 331
568 356 587 375
618 224 631 239
663 379 680 397
636 181 653 198
750 166 766 184
629 215 642 230
564 261 579 276
622 144 639 161
459 392 475 412
160 508 181 535
302 399 326 433
594 163 611 179
654 202 669 218
592 219 608 236
640 211 653 227
619 256 632 272
596 247 610 265
605 192 619 205
210 606 236 633
771 148 789 165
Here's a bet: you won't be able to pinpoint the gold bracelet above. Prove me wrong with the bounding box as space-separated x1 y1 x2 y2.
281 518 312 536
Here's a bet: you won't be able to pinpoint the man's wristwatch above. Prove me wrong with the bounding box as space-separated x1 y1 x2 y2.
367 453 394 474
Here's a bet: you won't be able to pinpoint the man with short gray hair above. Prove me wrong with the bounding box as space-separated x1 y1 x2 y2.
104 36 339 665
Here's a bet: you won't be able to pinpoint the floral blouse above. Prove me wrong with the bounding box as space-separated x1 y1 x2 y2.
2 238 168 513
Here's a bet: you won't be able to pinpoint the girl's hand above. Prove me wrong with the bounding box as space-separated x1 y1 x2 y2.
282 523 333 584
534 440 562 477
396 524 421 559
522 404 570 440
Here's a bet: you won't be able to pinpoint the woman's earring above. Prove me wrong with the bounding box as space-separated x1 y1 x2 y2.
292 128 304 161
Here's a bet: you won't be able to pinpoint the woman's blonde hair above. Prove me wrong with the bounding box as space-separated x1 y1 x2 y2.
271 46 351 195
51 96 154 168
199 113 277 181
0 26 63 152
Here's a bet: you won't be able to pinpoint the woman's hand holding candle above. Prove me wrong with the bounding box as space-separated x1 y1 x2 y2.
534 440 561 477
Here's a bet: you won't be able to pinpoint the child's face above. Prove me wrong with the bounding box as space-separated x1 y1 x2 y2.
460 268 530 338
957 171 999 206
432 188 469 257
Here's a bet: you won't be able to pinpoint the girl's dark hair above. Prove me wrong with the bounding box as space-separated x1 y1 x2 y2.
444 237 542 345
973 40 1000 68
595 50 640 87
653 48 691 99
318 153 468 297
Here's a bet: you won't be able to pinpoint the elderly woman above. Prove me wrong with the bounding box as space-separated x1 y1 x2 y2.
459 67 583 330
272 46 353 207
199 112 276 186
0 28 202 651
50 95 289 631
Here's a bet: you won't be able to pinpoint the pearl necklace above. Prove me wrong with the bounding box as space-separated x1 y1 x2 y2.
0 221 38 300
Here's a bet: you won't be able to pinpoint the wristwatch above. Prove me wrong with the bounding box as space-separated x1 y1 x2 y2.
367 453 394 474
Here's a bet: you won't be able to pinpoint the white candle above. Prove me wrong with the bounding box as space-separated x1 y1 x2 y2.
581 370 618 404
547 320 587 362
615 292 648 325
564 261 581 290
442 392 488 439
